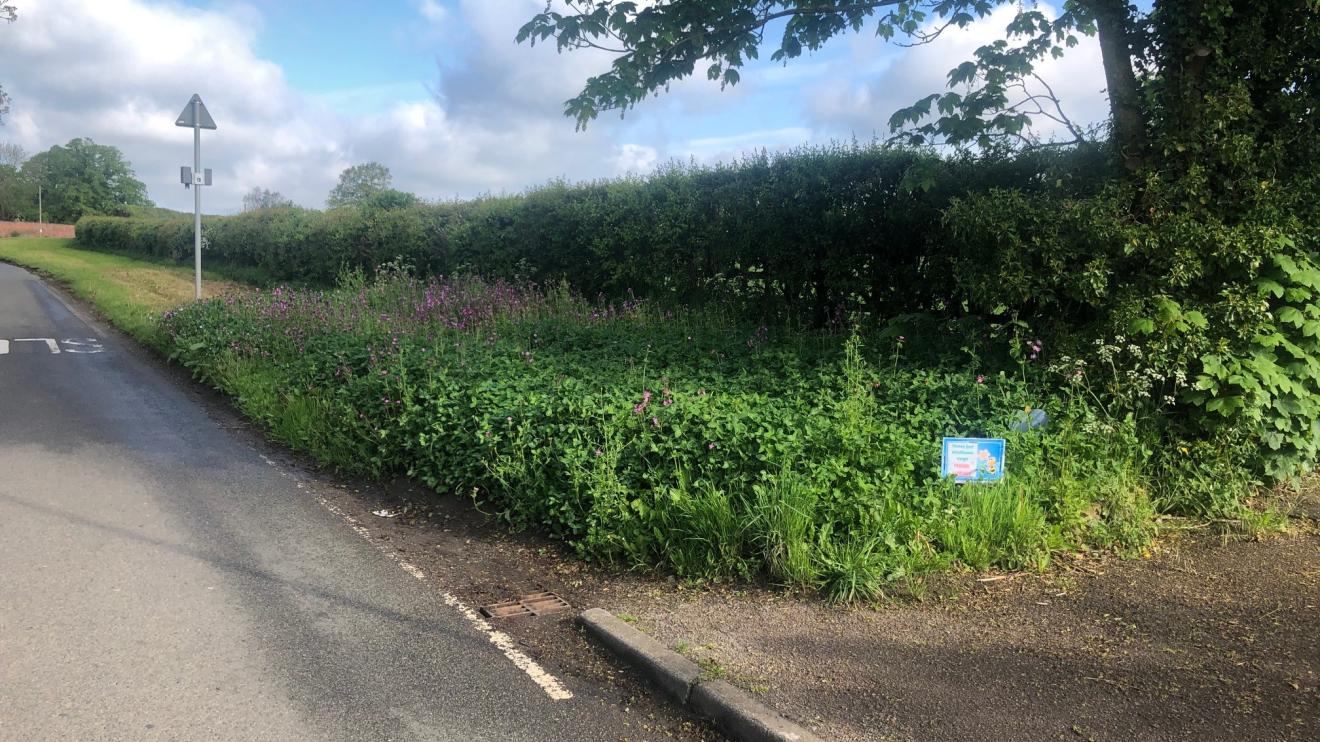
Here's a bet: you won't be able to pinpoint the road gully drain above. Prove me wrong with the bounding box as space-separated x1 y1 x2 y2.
479 592 572 619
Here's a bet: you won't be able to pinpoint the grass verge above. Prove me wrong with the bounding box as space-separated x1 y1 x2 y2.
0 236 249 347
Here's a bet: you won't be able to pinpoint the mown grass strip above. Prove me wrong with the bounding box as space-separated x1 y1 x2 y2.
0 236 248 347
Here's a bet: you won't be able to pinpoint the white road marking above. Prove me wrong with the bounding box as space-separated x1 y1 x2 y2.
244 456 576 701
61 337 105 354
0 339 7 355
13 338 60 354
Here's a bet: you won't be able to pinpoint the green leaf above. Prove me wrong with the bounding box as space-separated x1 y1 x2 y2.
1257 278 1285 298
1277 306 1306 327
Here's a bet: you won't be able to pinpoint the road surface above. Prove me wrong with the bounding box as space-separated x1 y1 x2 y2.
0 262 678 741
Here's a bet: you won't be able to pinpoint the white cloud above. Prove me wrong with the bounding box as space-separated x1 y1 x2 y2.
614 143 659 174
416 0 448 25
806 4 1109 143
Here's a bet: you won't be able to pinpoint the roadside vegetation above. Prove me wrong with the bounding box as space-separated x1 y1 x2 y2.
61 130 1316 602
13 0 1317 603
158 263 1174 603
0 237 245 345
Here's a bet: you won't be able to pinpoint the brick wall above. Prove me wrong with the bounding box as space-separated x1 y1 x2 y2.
0 221 76 239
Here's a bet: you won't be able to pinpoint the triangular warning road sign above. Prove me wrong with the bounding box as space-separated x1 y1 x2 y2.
175 94 217 130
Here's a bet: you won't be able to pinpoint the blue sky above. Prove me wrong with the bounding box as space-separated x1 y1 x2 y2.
241 1 442 100
2 1 1111 212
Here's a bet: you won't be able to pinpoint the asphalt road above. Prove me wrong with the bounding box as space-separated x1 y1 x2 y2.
0 262 667 741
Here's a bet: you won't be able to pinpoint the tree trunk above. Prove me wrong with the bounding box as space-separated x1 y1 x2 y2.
1087 0 1148 172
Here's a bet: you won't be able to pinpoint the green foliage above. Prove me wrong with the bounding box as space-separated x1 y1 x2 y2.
157 272 1190 601
327 162 393 209
361 189 419 211
19 138 149 223
77 143 1108 315
0 162 37 220
944 165 1320 483
814 534 887 605
938 485 1049 572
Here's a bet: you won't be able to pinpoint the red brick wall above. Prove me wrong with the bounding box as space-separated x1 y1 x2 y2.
0 221 76 238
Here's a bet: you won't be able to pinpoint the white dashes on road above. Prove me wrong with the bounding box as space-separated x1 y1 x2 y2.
0 337 104 355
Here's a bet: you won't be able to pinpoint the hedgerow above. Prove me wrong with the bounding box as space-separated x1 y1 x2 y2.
82 142 1320 597
76 145 1108 318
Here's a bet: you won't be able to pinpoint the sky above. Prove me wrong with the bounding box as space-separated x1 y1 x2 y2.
0 0 1113 213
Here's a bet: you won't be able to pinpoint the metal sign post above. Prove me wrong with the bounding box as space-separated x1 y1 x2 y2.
175 94 217 300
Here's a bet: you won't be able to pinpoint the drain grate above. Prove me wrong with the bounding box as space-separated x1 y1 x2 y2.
480 591 572 619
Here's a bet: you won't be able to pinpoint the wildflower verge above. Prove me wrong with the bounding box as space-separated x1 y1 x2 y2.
161 268 1193 599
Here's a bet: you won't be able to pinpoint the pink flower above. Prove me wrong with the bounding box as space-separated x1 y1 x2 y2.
594 448 603 457
976 375 985 384
707 442 716 450
651 416 660 428
633 389 653 415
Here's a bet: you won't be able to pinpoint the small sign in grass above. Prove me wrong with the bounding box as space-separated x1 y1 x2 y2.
941 437 1006 483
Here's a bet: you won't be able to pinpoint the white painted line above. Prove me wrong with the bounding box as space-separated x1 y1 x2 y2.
61 338 105 354
0 339 7 355
14 338 60 354
310 493 575 701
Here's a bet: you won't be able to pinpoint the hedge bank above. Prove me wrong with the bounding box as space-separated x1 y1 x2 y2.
76 146 1106 324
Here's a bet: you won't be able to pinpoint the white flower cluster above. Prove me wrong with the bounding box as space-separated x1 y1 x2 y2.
1051 336 1189 411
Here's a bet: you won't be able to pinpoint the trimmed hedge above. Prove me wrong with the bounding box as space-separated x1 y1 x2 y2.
75 145 1108 323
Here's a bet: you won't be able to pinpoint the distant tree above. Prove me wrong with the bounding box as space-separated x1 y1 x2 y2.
0 163 36 220
1 2 16 125
1 140 36 220
21 138 150 223
327 162 392 208
242 186 293 211
0 141 24 168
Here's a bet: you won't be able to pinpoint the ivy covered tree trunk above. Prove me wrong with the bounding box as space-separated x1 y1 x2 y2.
1085 0 1149 172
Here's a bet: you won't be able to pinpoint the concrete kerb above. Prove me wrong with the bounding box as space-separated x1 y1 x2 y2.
577 608 701 703
577 608 825 742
